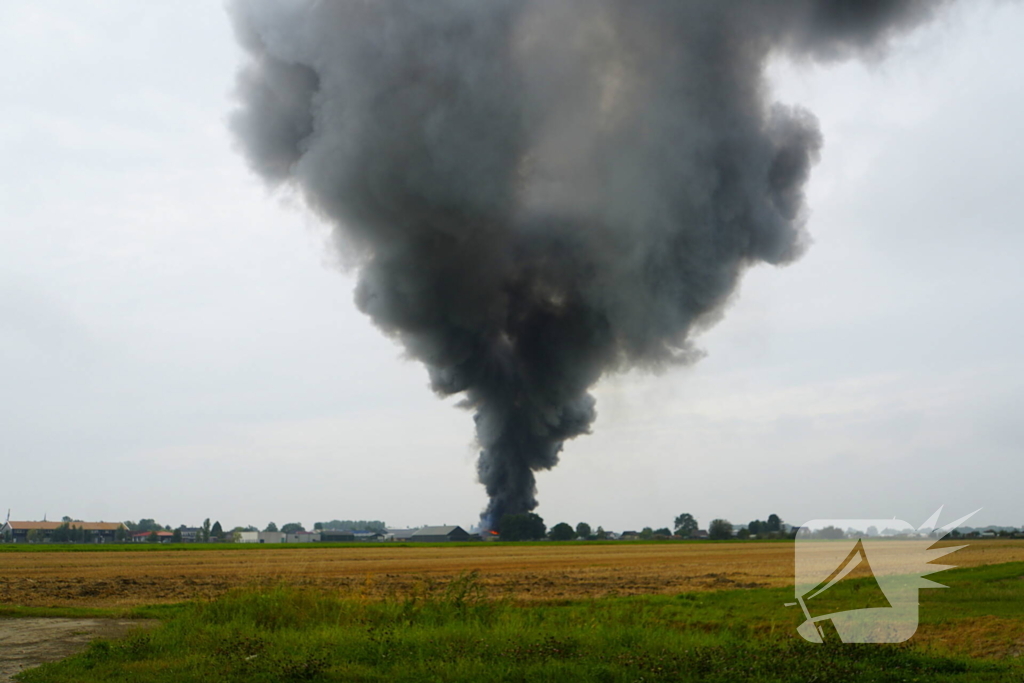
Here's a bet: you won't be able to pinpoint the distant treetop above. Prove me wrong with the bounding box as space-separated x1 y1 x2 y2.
316 520 386 532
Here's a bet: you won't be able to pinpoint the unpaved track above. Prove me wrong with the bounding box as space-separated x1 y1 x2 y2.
1 540 1021 607
0 618 154 682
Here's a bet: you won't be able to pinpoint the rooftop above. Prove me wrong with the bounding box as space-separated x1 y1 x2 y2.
5 521 125 531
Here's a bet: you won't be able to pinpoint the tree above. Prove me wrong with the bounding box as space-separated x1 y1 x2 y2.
202 518 211 543
653 527 672 537
27 529 42 543
766 514 782 533
135 519 161 533
548 522 576 541
595 526 608 540
748 520 766 536
62 515 73 523
147 530 160 543
709 519 733 540
281 523 305 534
52 523 70 543
316 520 386 532
172 528 183 543
313 522 323 531
264 522 278 532
211 521 224 541
814 526 845 540
575 522 592 540
497 513 546 541
639 527 654 540
674 513 698 538
736 528 751 540
115 526 128 543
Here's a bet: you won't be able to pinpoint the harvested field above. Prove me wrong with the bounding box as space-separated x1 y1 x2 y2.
2 540 1022 608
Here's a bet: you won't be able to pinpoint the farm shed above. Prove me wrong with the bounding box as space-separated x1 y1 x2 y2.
238 531 287 543
410 526 470 542
2 521 126 543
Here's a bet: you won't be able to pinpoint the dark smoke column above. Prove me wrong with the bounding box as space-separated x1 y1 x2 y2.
227 0 948 528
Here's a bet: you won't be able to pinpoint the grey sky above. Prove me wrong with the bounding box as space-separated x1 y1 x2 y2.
1 2 1021 532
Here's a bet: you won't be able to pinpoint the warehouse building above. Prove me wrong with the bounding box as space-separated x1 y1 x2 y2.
1 520 126 543
410 526 470 542
238 531 285 543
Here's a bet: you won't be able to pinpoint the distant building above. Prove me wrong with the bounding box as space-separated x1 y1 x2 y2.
2 520 126 544
132 530 174 543
387 528 418 541
410 526 470 542
352 530 384 541
238 531 287 544
178 527 201 542
320 530 355 542
285 531 321 543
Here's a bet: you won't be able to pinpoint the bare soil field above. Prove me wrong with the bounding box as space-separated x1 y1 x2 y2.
2 540 1021 608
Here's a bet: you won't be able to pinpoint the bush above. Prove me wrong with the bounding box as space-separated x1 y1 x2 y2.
709 519 733 540
548 523 576 541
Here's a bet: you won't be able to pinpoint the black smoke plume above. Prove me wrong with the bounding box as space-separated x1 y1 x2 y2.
228 0 947 528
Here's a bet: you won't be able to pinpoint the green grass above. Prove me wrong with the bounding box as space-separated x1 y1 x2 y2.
15 564 1024 682
0 603 187 621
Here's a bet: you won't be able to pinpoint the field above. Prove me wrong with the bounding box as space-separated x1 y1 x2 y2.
5 541 1024 682
6 560 1024 682
2 539 1023 608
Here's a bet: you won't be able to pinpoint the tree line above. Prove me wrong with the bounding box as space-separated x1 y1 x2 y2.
14 516 393 544
496 512 789 541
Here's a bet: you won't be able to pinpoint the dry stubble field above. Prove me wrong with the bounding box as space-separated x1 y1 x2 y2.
2 540 1022 608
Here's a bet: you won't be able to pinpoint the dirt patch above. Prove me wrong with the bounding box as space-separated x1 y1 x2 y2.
0 618 155 682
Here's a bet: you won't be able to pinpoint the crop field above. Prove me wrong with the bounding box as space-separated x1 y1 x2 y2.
3 539 1023 609
10 561 1024 682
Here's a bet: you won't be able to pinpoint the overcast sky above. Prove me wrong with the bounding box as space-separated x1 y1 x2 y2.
2 2 1022 533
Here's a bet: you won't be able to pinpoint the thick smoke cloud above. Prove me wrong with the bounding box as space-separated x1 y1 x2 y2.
228 0 946 528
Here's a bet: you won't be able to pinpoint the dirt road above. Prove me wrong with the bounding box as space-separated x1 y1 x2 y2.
0 618 153 682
